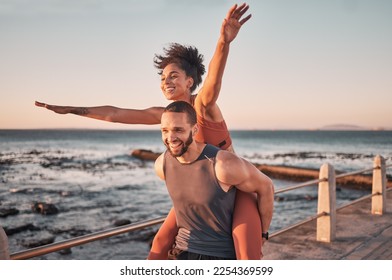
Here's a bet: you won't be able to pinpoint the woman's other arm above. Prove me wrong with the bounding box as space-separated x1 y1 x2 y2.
195 3 251 117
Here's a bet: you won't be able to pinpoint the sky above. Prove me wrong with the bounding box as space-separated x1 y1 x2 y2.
0 0 391 130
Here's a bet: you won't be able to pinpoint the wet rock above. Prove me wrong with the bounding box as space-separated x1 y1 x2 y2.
131 149 160 161
0 208 19 218
255 164 320 182
274 194 317 202
27 149 43 155
58 248 72 255
21 236 55 248
114 219 132 227
68 228 92 237
130 228 157 243
49 227 91 237
31 202 59 215
274 196 285 202
304 195 317 201
4 224 40 236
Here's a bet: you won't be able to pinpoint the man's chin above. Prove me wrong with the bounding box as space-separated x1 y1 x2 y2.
169 150 184 157
168 146 187 157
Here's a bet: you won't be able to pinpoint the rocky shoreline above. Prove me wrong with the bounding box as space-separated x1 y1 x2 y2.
131 149 392 189
1 148 389 259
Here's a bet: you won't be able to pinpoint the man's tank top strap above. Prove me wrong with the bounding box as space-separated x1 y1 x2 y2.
196 144 220 161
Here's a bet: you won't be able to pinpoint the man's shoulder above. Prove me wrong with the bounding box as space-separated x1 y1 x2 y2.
215 149 241 165
154 152 166 180
214 150 248 186
155 152 165 165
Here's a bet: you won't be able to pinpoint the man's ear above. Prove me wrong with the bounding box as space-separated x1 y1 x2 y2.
193 123 199 136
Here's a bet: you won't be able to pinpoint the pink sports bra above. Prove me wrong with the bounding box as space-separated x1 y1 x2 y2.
191 95 233 150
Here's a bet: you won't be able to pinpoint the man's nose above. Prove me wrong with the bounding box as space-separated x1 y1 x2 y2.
167 132 178 141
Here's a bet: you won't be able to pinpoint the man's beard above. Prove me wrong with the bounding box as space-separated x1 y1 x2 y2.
165 132 193 157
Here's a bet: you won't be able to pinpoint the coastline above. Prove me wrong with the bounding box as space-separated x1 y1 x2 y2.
131 149 392 189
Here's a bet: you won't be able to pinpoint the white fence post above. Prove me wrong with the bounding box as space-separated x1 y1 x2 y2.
372 155 386 215
0 227 10 260
317 163 336 242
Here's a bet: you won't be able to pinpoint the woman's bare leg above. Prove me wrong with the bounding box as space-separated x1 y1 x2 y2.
232 190 262 259
147 207 178 260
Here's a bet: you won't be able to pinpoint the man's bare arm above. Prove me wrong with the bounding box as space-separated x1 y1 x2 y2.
216 151 275 233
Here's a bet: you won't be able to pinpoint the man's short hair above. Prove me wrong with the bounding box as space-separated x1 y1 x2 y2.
164 101 197 125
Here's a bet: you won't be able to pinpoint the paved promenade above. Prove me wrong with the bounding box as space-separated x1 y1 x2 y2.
263 189 392 260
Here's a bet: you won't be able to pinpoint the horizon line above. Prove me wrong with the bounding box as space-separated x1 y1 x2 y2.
1 127 391 131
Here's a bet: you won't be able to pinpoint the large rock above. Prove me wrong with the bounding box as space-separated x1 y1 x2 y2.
21 236 55 248
130 148 391 189
113 219 132 227
254 164 391 189
31 202 59 215
4 223 40 236
131 149 160 161
0 208 19 218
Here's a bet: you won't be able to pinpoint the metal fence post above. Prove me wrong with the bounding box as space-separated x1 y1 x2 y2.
372 155 386 215
317 163 336 242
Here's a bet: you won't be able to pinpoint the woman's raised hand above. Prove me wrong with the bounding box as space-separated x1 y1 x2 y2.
221 3 252 44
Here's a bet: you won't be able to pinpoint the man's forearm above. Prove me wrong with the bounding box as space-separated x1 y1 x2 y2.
257 184 274 233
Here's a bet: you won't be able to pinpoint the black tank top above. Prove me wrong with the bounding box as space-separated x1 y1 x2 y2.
163 144 236 258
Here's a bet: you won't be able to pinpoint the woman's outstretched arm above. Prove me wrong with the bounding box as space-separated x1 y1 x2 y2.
35 101 164 125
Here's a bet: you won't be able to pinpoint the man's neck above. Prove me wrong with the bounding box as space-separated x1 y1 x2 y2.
175 141 206 164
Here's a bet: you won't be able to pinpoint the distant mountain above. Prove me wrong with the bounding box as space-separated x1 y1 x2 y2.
319 124 369 131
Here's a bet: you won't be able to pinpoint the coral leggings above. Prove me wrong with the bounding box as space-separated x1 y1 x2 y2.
148 190 262 259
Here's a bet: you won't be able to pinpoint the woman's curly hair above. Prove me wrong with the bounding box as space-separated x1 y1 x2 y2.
154 43 206 93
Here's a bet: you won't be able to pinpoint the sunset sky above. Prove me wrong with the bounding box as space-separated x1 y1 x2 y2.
1 0 391 130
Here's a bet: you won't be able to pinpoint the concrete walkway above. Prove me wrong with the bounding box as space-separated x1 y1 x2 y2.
263 189 392 260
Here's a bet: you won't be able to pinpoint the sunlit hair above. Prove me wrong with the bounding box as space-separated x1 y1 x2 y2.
154 43 205 93
164 101 197 126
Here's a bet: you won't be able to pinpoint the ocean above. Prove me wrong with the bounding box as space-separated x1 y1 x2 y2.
1 129 391 259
